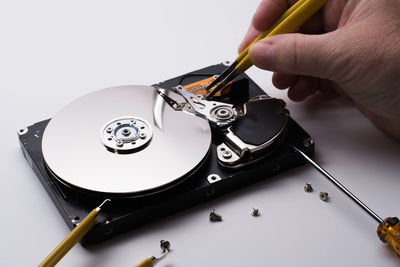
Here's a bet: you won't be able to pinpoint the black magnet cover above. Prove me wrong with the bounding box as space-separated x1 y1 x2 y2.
231 98 288 146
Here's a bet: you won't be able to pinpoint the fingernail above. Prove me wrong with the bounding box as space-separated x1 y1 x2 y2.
249 41 273 69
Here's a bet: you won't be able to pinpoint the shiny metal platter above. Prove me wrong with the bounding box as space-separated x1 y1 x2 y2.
42 85 211 195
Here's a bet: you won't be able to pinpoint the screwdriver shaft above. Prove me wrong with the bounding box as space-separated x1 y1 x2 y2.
292 146 383 223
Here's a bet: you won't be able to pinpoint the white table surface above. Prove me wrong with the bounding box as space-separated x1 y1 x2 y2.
1 1 400 266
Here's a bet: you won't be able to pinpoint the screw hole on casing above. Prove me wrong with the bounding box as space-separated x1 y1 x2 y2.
206 189 215 197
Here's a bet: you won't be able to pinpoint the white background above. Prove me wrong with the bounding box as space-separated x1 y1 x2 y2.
1 1 400 266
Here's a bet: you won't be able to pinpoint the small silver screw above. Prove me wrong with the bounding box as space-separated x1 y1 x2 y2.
71 216 80 225
303 138 314 147
160 240 171 252
139 132 146 139
304 183 313 192
122 128 131 136
222 150 232 159
18 128 28 135
209 209 222 222
251 207 260 217
320 192 329 201
106 127 113 133
116 140 123 147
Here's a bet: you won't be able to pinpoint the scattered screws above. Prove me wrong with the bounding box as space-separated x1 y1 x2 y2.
319 192 329 201
160 240 171 252
304 183 313 192
209 209 222 222
251 207 260 217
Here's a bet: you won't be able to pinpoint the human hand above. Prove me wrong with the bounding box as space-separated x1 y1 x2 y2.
239 0 400 140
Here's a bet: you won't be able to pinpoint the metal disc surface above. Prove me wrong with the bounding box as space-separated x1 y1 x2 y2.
42 85 211 194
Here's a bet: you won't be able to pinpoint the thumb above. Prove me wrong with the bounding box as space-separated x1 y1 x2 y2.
249 33 337 79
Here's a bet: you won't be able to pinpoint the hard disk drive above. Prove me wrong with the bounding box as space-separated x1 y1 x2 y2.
18 63 314 246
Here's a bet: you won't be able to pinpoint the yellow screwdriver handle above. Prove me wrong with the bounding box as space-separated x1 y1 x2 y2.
39 208 98 267
134 258 154 267
377 217 400 257
236 0 329 74
235 0 308 63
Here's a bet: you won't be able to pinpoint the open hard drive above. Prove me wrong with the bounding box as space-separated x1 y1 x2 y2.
18 62 314 246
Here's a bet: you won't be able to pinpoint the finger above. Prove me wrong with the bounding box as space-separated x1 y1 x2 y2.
317 79 337 95
299 11 323 34
272 72 298 89
287 76 318 101
252 0 290 31
241 8 324 53
238 25 261 53
249 32 338 80
322 80 354 101
239 0 290 53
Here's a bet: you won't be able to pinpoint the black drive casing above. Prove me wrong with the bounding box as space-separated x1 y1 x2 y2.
18 63 314 246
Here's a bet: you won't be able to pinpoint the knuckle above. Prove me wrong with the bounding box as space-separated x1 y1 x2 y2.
292 35 302 73
278 34 303 73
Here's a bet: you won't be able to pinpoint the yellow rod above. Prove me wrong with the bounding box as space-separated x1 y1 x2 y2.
235 0 308 63
236 0 328 74
39 199 110 267
135 258 154 267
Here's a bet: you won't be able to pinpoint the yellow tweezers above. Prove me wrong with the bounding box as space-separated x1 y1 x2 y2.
206 0 328 99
